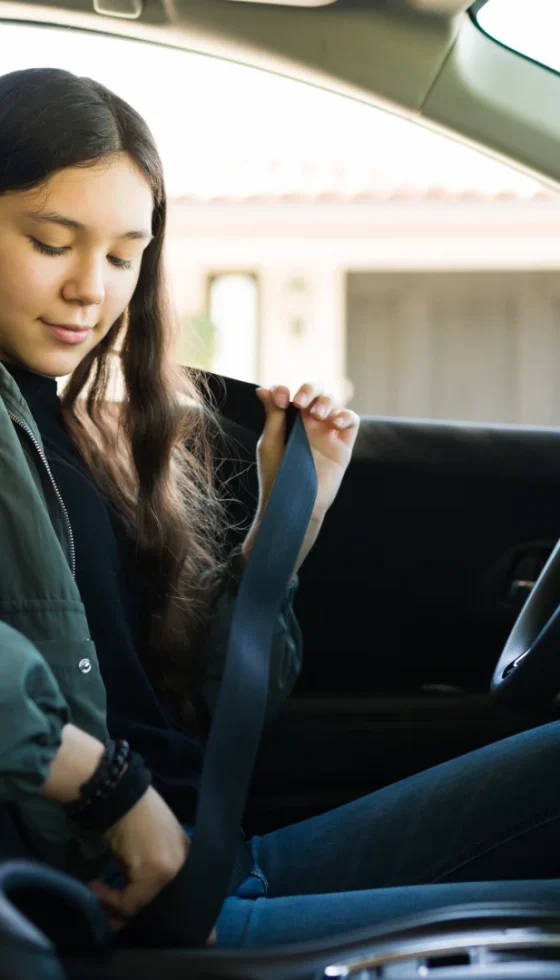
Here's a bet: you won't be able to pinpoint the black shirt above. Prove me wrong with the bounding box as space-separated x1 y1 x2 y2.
7 364 204 823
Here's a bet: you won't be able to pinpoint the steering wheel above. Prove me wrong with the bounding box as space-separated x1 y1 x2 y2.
491 539 560 709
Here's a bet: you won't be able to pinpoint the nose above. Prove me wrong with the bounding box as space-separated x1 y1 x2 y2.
62 253 105 308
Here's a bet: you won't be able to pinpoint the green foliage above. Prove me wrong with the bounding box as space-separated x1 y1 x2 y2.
180 311 218 370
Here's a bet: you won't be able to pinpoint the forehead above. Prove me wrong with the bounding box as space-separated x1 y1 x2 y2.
11 154 154 237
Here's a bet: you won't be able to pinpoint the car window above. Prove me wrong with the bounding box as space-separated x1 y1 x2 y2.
476 0 560 76
1 20 559 426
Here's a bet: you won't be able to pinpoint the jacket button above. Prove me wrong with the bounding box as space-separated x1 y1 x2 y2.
78 658 92 675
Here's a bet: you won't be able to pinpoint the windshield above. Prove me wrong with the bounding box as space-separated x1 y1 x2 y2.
476 0 560 75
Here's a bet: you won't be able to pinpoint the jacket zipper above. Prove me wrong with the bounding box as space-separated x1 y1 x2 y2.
8 410 76 579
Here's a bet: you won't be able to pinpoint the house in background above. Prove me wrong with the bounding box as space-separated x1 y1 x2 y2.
165 148 560 427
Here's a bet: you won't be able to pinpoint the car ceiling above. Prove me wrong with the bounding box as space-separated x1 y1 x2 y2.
1 0 559 191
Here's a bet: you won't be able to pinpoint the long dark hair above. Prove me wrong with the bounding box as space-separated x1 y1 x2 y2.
0 67 228 727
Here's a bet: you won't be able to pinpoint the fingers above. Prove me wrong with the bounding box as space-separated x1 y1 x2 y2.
258 382 329 415
293 384 358 432
256 388 288 451
90 879 138 923
256 385 290 410
259 382 325 411
307 394 335 420
269 385 290 409
90 880 130 932
257 382 359 438
90 864 176 925
90 879 218 942
331 408 360 431
293 382 324 409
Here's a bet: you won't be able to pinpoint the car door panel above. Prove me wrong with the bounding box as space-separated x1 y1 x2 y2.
204 373 560 831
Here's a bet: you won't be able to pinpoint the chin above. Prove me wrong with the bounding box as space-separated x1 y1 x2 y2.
23 350 85 380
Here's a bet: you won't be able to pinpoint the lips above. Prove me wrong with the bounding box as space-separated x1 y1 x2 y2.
41 320 93 332
40 319 93 346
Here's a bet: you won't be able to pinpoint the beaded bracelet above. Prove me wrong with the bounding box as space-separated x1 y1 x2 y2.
65 738 130 821
72 750 153 834
64 738 152 834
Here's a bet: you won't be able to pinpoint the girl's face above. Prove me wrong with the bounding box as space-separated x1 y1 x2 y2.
0 152 154 378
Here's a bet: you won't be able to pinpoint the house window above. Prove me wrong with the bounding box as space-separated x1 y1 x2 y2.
207 273 259 382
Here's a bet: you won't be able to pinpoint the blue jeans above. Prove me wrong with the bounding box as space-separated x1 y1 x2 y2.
214 720 560 947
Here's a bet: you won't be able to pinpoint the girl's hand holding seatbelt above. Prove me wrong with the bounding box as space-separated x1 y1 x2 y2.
242 382 360 573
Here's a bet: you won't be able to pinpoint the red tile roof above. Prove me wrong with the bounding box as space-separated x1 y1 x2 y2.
170 158 558 204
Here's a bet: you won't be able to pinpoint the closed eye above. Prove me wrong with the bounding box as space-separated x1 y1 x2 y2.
29 238 133 271
30 238 67 258
109 256 133 270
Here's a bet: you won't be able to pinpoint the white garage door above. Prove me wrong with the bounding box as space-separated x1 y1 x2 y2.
346 271 560 425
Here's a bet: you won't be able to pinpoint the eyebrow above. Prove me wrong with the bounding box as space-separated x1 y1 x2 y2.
22 209 154 242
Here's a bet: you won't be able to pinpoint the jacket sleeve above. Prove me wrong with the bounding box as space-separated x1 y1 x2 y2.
200 549 303 722
0 621 69 800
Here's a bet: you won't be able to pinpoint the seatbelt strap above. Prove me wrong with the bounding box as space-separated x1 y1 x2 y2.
181 410 317 946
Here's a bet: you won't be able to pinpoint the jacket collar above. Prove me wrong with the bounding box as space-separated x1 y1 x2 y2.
0 360 46 449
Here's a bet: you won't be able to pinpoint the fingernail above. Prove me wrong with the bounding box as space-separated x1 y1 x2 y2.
334 416 346 427
296 395 309 408
314 405 327 419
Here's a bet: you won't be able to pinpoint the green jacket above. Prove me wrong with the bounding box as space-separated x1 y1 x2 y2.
0 361 301 879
